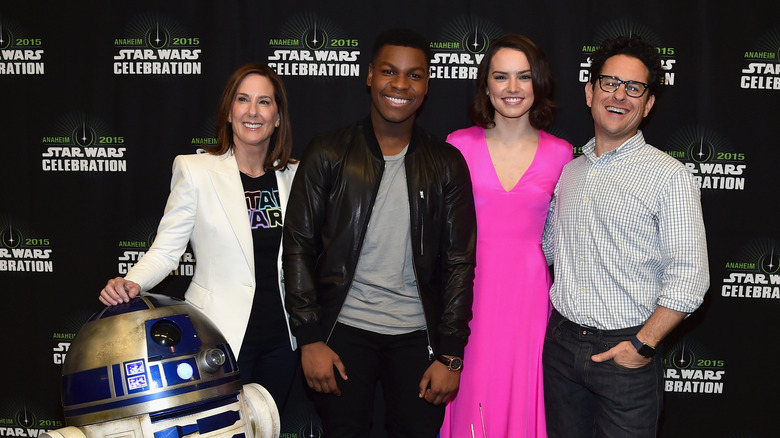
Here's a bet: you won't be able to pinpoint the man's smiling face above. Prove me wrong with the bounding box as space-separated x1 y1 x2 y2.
367 44 429 127
586 54 655 151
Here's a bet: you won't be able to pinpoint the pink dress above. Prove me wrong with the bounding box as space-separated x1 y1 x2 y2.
441 126 572 438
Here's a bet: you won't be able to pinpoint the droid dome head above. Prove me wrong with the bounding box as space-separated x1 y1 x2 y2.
60 294 241 426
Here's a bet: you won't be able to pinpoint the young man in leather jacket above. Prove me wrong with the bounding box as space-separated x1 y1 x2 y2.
283 28 477 436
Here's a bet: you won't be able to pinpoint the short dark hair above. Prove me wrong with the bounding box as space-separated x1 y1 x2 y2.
371 28 431 68
589 35 664 97
471 34 556 129
206 63 294 171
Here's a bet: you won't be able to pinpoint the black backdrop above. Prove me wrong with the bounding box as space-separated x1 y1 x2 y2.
1 1 779 437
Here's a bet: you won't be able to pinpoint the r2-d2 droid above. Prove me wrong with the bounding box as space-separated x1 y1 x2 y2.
42 293 280 438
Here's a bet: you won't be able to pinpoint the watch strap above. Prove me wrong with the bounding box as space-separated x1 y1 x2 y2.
436 355 463 371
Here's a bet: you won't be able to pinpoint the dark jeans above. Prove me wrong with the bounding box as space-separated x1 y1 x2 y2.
312 323 444 438
543 309 664 438
238 338 299 412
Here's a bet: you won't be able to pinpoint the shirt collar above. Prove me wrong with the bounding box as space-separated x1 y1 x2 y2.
583 130 646 163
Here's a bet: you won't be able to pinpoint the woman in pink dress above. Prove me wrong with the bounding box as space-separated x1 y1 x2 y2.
440 34 573 438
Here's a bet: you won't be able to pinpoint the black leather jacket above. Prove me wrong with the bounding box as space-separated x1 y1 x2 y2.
283 118 476 358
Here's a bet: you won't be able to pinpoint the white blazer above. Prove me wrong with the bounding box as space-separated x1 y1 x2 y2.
126 151 298 357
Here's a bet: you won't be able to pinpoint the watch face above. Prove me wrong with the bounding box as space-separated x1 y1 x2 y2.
638 345 655 357
449 358 463 370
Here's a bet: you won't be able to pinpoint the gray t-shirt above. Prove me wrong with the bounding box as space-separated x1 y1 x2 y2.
337 144 426 335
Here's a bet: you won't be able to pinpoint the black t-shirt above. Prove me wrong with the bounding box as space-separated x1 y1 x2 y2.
240 171 287 345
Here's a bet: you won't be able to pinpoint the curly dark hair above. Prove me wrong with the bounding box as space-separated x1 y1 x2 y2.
371 28 431 69
589 35 664 97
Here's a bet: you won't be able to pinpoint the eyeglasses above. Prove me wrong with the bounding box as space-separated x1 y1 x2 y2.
597 75 649 98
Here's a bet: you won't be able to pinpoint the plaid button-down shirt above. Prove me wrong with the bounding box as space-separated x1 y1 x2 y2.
543 131 709 330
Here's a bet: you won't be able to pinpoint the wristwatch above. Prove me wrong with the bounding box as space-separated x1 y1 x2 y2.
436 355 464 371
630 335 656 358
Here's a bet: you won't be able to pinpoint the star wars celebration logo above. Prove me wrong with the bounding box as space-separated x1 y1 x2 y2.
0 401 61 436
41 113 127 173
663 339 725 395
116 220 195 277
578 22 677 86
721 239 780 300
266 13 360 78
50 309 92 367
0 220 53 274
52 332 74 366
428 17 502 80
739 27 780 90
664 126 747 191
0 17 44 76
113 13 201 76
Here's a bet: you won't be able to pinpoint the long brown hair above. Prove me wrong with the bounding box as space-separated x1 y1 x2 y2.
470 34 556 130
204 63 295 170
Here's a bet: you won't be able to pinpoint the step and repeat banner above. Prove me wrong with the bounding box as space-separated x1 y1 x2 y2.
1 1 778 437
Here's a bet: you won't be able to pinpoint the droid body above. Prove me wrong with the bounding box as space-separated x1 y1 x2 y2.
42 294 280 438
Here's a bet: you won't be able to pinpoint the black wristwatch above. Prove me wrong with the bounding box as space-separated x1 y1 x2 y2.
630 335 656 358
436 355 464 371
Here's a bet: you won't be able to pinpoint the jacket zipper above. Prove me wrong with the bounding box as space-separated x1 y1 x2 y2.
412 168 433 360
412 240 434 360
419 190 425 256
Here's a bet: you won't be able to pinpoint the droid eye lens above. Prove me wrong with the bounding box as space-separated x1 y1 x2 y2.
177 362 194 380
150 320 182 347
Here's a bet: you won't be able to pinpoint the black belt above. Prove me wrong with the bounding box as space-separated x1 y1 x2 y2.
550 308 641 336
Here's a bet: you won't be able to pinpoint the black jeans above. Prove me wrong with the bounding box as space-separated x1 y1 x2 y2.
312 323 444 437
543 309 664 438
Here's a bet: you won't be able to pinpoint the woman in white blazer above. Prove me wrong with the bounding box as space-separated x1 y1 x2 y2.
99 64 299 410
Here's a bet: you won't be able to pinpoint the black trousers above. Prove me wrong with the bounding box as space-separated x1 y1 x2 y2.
238 337 298 412
312 323 445 437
